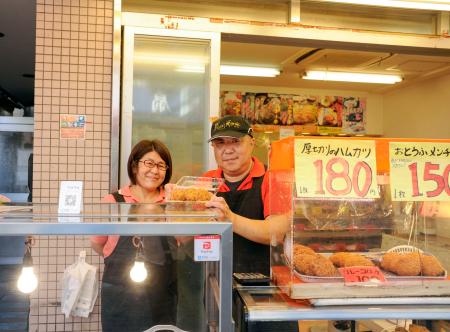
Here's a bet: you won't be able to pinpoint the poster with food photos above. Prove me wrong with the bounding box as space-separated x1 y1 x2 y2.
220 91 366 134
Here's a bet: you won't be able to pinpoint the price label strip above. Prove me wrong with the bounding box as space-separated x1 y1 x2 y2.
389 142 450 201
294 139 379 199
340 266 386 284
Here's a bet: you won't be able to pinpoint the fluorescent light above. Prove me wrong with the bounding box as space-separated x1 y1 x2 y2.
175 65 205 73
319 0 450 11
303 70 402 84
220 65 280 77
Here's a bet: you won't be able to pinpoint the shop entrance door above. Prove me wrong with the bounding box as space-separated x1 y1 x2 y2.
121 27 220 185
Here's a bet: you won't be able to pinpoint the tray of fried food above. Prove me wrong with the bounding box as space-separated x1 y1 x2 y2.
290 244 385 282
166 176 224 212
380 249 446 280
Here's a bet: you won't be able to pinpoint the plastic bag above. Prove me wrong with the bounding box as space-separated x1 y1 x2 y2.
61 251 98 318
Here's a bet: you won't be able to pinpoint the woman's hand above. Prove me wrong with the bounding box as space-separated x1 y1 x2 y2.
205 195 236 223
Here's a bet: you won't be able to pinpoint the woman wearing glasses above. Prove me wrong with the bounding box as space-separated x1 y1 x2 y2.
91 139 177 332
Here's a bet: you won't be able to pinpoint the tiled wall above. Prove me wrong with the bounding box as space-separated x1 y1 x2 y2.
34 0 113 205
33 1 114 331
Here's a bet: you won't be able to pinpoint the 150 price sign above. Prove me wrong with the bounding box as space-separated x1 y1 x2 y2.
389 142 450 201
294 139 379 199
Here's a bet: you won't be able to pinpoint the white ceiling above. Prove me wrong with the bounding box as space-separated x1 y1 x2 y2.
220 41 450 93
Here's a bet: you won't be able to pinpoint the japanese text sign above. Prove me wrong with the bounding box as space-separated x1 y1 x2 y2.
389 142 450 201
340 266 386 284
294 139 378 199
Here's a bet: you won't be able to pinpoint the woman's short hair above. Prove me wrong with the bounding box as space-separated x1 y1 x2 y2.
127 139 172 187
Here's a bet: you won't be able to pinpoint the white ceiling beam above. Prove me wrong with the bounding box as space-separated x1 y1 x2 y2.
290 0 301 23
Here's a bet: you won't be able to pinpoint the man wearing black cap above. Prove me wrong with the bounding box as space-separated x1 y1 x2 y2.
204 115 286 275
204 115 298 332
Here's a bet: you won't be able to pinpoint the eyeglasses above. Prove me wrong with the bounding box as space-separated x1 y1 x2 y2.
211 137 243 150
139 159 169 171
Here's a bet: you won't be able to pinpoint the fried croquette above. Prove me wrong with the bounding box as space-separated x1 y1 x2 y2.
419 254 445 276
329 252 348 267
380 252 399 271
293 253 317 275
330 252 374 267
293 244 316 256
293 253 337 277
381 252 421 276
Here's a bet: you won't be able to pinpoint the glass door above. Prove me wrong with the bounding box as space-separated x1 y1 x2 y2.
121 27 220 185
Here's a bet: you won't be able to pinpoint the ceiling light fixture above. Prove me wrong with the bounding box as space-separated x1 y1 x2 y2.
319 0 450 11
175 65 205 73
220 65 280 77
303 70 402 84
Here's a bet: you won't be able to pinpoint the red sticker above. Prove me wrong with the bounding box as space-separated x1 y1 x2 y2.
339 266 386 283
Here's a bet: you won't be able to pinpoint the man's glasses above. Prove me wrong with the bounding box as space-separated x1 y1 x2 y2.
139 159 169 171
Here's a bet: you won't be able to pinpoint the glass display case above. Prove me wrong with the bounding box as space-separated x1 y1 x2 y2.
0 203 233 332
267 136 450 305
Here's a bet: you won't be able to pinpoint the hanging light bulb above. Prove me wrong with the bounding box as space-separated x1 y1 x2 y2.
130 237 148 283
17 237 38 294
130 260 147 283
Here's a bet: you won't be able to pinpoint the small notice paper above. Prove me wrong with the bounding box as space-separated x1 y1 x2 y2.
60 114 86 139
58 181 83 223
340 266 386 284
194 235 220 262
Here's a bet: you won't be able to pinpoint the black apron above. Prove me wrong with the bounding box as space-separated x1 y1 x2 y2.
218 175 270 275
101 194 177 332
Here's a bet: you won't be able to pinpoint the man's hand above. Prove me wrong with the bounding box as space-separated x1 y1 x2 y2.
205 195 236 223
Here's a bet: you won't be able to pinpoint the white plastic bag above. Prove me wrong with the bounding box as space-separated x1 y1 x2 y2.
61 251 98 318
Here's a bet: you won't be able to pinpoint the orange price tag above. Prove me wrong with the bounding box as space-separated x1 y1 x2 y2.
339 266 386 283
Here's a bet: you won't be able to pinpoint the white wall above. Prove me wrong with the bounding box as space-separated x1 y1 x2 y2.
383 74 450 139
221 84 384 135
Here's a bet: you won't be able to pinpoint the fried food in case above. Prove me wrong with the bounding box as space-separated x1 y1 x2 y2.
329 252 374 268
380 251 445 277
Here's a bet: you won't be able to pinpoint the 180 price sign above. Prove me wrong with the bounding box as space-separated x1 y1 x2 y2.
294 139 379 199
389 142 450 201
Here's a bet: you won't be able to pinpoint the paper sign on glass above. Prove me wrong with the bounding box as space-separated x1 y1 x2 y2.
194 235 220 261
389 142 450 201
294 139 378 199
58 181 83 222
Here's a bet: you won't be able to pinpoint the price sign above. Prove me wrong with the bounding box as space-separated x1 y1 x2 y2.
294 139 378 199
340 266 386 283
389 142 450 201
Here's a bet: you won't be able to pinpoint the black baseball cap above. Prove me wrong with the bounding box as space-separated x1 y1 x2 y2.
208 115 253 142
